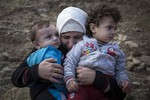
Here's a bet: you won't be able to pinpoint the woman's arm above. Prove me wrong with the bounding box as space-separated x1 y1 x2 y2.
11 49 64 87
93 71 110 91
11 59 39 87
11 48 40 87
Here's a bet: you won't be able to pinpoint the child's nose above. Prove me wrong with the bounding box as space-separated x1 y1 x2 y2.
52 36 58 41
111 29 115 35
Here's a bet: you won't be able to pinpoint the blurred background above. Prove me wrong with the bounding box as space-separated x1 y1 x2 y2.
0 0 150 100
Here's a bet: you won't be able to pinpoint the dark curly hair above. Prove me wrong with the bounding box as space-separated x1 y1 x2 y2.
86 4 122 37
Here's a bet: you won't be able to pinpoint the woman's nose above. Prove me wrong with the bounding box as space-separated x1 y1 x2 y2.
68 39 75 49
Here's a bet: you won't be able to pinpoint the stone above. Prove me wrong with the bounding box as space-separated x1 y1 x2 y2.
132 81 141 86
146 66 150 72
132 49 142 57
0 55 5 61
1 52 9 58
126 58 142 71
142 56 150 66
0 87 30 100
125 41 139 48
40 13 49 18
146 75 150 81
134 27 143 32
118 34 127 41
132 58 141 65
126 62 135 71
127 54 133 61
137 63 146 71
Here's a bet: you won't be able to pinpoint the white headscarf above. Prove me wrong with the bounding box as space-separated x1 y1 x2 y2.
56 7 87 35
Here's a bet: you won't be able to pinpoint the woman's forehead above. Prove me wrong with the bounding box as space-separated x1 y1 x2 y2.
61 32 83 36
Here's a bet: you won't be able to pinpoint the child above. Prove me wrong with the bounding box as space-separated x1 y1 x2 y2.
64 4 131 100
26 20 67 100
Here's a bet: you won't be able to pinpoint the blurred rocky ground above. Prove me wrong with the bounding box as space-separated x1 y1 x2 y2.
0 0 150 100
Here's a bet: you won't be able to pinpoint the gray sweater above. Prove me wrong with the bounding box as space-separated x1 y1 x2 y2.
64 36 129 85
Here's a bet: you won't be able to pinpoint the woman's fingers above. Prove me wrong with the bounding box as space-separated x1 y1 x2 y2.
51 65 63 74
76 66 83 73
49 77 62 84
45 58 57 63
78 80 86 85
38 59 64 82
54 64 63 69
52 72 63 79
76 67 95 85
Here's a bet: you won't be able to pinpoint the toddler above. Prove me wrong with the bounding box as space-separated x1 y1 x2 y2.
64 4 131 100
27 20 67 100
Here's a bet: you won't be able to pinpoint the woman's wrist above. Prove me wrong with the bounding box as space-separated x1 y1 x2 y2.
93 71 109 91
29 64 40 82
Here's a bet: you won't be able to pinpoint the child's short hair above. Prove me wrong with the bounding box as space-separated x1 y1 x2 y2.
86 4 122 37
30 20 50 42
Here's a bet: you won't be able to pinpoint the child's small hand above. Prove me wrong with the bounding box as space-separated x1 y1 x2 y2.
67 80 79 92
120 80 132 92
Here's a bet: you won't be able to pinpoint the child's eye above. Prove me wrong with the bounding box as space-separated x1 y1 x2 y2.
55 33 59 37
46 35 52 39
106 25 117 31
107 26 112 30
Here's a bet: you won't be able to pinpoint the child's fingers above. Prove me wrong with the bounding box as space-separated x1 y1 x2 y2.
73 82 79 91
68 86 73 92
68 85 76 92
70 82 78 92
123 83 131 92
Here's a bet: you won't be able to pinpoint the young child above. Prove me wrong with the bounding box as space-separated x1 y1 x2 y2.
64 4 131 100
26 20 67 100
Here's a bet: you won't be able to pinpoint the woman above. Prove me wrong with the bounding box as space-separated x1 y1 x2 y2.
57 6 126 100
12 6 125 100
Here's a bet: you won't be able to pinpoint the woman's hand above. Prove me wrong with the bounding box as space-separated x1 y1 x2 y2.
76 67 96 85
38 58 64 84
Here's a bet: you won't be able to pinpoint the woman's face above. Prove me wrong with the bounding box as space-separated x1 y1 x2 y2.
60 32 83 50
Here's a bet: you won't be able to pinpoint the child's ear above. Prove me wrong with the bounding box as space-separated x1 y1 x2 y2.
33 41 41 49
89 23 96 34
